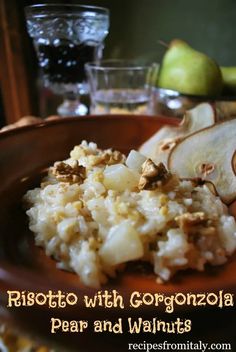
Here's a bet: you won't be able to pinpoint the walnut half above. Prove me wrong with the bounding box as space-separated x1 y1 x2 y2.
138 159 172 190
51 160 86 184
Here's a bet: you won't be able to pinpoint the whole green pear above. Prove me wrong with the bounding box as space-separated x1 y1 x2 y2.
158 39 223 96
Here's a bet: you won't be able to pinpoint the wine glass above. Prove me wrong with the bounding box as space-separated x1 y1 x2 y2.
25 4 109 116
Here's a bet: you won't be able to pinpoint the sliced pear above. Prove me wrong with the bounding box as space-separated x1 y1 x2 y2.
139 103 215 165
180 102 216 131
139 125 181 166
232 150 236 176
168 119 236 204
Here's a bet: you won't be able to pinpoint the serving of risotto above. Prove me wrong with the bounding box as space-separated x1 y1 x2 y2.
24 141 236 288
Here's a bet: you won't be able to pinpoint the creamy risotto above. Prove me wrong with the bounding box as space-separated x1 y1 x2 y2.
24 141 236 288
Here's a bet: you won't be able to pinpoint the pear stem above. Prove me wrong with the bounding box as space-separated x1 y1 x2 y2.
158 40 169 48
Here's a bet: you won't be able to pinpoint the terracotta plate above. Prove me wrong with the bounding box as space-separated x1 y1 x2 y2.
0 115 235 307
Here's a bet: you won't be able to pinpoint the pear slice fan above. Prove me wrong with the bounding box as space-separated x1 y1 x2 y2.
139 103 215 165
168 119 236 204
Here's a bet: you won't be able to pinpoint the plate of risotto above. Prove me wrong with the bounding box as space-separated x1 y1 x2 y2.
0 112 236 297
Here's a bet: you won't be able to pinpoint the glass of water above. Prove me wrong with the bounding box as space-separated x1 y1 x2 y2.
25 4 109 116
85 60 153 115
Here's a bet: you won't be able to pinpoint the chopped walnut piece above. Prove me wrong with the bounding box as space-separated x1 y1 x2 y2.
51 160 86 184
138 159 172 190
105 150 125 165
175 212 208 233
92 149 125 166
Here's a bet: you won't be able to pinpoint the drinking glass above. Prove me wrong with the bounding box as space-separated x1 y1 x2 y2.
85 60 153 115
25 4 109 116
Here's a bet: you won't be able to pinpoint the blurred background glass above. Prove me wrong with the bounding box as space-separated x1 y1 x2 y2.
25 3 109 116
86 60 152 115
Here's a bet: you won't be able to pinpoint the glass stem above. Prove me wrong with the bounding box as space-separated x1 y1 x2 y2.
57 92 88 117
